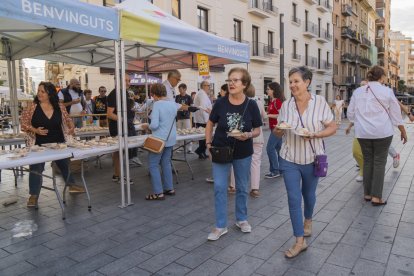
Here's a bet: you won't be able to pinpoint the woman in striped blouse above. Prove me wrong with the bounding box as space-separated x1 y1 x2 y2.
274 66 337 258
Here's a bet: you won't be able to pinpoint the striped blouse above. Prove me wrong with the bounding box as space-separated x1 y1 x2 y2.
278 94 333 165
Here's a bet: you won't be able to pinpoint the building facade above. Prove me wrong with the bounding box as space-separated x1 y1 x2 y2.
66 0 333 101
390 31 414 90
375 0 391 81
332 0 377 101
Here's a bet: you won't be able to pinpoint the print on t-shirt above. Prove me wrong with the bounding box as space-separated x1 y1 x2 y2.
227 112 244 131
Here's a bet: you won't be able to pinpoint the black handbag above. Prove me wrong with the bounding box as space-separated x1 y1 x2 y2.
209 146 234 163
209 100 250 163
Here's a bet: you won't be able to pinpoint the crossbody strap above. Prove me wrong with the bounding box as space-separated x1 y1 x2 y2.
294 97 325 155
367 86 392 121
165 116 176 142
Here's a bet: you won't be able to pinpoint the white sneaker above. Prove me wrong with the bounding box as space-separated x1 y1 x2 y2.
207 227 228 241
356 175 363 182
206 177 214 183
131 157 142 166
187 150 194 154
236 221 252 233
393 153 400 168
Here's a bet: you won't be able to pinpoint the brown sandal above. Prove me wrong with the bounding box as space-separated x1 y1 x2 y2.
145 193 165 200
228 186 236 194
249 189 260 198
284 240 308 259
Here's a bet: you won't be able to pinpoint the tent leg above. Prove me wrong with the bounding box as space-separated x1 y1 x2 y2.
120 40 133 207
115 40 126 209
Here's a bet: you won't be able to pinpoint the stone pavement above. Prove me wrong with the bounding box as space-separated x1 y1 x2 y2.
0 121 414 276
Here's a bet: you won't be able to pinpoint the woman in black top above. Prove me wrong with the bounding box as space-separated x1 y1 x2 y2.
205 68 262 241
21 82 85 208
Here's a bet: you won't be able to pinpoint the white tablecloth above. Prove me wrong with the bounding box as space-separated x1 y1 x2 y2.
0 148 73 170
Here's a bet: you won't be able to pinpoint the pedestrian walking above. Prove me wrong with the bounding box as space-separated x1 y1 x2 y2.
348 65 407 205
274 66 337 258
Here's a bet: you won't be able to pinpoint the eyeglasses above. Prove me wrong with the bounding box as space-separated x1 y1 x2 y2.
225 78 242 84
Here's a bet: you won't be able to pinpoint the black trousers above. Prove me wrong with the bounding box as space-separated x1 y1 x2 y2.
195 123 207 155
358 136 393 198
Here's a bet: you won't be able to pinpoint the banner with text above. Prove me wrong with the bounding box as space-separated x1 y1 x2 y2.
197 54 210 76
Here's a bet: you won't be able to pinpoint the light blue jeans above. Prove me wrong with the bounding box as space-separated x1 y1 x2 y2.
212 156 252 228
266 132 283 174
279 157 319 237
148 146 173 194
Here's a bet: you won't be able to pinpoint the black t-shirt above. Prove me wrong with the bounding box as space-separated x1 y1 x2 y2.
107 89 135 137
209 97 262 159
95 95 107 118
175 94 193 120
31 105 65 146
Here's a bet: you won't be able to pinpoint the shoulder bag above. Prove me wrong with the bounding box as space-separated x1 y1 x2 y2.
295 100 328 177
209 99 250 164
143 117 175 154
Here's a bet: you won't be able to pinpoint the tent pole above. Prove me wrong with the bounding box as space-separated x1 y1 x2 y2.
10 60 18 135
120 40 132 206
144 60 149 122
115 40 126 208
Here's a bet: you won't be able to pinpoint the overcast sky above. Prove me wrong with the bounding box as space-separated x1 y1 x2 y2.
391 0 414 38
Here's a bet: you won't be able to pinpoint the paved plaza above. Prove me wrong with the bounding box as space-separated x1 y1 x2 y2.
0 122 414 275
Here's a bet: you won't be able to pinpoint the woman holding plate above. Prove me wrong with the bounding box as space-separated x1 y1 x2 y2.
205 67 262 241
274 66 337 258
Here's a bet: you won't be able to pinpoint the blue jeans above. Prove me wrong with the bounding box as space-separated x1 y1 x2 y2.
212 156 252 228
73 117 83 128
29 158 75 196
266 131 283 174
279 157 319 237
148 146 173 194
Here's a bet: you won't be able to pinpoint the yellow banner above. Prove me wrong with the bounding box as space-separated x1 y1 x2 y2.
197 54 210 76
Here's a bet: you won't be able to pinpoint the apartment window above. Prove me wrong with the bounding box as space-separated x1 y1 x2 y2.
233 19 242 42
268 31 274 50
305 10 309 27
172 0 181 18
334 64 338 75
252 26 259 56
292 3 297 21
326 23 330 36
318 18 321 37
197 7 208 31
318 48 321 68
335 39 339 50
335 15 339 26
327 51 330 65
305 44 309 66
293 40 297 56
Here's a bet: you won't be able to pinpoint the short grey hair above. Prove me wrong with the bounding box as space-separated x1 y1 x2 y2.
288 66 313 85
167 69 181 79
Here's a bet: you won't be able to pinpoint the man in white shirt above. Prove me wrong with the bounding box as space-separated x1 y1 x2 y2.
163 70 181 101
194 80 212 159
58 78 86 128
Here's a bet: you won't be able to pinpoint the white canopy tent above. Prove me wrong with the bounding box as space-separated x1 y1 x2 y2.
1 0 250 208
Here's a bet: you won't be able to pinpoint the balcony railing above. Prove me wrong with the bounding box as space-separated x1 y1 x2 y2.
341 26 360 42
291 15 301 25
306 56 318 68
360 36 371 48
249 0 278 17
231 37 249 44
341 4 352 16
360 57 372 67
304 21 318 37
317 0 332 12
251 42 278 58
319 28 332 41
377 46 385 53
341 76 362 85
